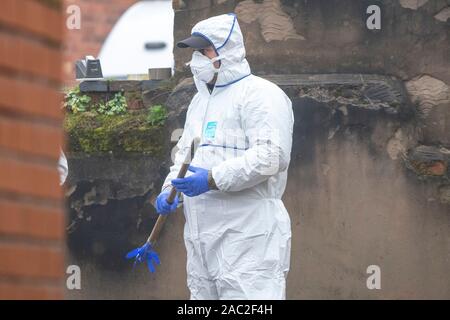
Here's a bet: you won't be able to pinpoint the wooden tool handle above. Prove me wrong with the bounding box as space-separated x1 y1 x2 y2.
147 162 189 244
147 138 199 245
166 161 190 204
148 215 167 245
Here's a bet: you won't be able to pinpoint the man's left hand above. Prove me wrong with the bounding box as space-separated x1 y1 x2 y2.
172 165 210 197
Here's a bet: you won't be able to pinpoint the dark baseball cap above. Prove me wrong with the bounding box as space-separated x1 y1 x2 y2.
176 34 213 49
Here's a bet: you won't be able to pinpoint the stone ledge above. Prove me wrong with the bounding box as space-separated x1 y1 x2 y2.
263 74 409 114
79 80 165 93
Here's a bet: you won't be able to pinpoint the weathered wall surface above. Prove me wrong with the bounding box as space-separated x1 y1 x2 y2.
279 75 449 299
174 0 450 81
65 0 449 299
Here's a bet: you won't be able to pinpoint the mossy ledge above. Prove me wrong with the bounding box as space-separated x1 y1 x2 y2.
64 110 167 157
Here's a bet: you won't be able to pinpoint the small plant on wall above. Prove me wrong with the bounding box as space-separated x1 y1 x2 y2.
96 92 128 116
147 105 168 126
64 87 128 116
64 86 91 114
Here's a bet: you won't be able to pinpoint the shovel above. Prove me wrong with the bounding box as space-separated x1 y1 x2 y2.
125 137 199 273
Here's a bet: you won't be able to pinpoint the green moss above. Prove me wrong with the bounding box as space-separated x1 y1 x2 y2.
64 110 166 156
147 105 168 126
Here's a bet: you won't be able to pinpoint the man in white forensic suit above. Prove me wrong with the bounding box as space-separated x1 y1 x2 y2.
155 13 294 300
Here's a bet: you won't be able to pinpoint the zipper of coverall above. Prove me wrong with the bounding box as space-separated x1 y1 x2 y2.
199 50 221 138
197 87 214 269
200 83 214 143
190 83 213 243
186 85 213 270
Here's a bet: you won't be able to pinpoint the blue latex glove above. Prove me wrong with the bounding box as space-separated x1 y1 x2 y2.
171 165 209 197
125 242 160 273
155 190 179 215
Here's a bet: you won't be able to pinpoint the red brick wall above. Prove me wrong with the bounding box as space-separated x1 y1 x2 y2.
63 0 138 83
0 0 65 299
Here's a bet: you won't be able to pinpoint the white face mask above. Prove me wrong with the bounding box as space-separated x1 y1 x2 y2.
186 51 222 83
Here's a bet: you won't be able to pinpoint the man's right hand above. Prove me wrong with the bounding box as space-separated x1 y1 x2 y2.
155 190 179 215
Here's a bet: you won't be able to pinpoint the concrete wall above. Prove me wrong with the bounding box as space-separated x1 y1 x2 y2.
174 0 450 80
283 78 449 299
285 132 449 299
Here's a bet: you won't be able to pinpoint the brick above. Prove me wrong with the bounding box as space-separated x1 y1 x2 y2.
0 117 63 160
0 158 62 201
0 75 63 121
406 145 449 176
428 161 447 176
0 32 62 83
0 0 63 43
0 243 63 279
0 282 63 300
0 200 64 241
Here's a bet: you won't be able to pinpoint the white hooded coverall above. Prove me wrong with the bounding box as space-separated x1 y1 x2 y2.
58 150 68 186
162 13 294 300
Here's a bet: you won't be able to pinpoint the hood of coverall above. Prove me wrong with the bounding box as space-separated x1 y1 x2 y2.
189 13 252 96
